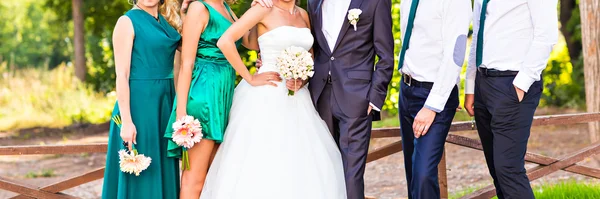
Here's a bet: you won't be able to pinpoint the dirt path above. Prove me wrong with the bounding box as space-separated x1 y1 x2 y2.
1 124 599 199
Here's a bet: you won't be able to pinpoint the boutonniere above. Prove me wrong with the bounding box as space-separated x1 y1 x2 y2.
348 9 362 31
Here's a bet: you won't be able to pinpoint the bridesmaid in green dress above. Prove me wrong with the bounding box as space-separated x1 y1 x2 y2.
164 0 279 198
102 0 182 198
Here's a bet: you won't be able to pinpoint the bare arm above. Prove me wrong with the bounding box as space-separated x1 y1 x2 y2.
243 26 260 51
217 5 279 86
173 50 181 89
230 10 260 51
176 2 208 118
113 16 135 125
113 16 137 150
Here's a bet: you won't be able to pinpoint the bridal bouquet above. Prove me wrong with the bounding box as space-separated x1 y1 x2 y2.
171 115 203 170
112 115 152 176
276 46 315 96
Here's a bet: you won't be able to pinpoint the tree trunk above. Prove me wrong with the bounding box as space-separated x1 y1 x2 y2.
579 0 600 142
560 0 581 65
72 0 86 81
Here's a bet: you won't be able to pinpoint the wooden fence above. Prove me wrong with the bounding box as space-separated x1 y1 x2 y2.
1 113 600 198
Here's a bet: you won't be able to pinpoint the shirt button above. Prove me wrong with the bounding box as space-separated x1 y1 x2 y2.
330 57 335 61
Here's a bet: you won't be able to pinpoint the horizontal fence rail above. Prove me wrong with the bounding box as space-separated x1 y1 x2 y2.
1 113 599 198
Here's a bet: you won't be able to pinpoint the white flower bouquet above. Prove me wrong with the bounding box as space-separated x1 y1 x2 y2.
112 115 152 176
276 46 315 96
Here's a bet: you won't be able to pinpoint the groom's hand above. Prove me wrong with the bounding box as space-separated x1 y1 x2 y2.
255 53 262 70
413 107 436 138
252 0 273 7
367 106 373 115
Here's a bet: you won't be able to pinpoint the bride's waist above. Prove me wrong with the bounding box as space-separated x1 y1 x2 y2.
256 62 280 74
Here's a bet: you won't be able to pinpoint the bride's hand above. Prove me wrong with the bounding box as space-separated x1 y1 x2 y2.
248 72 281 87
251 0 273 7
286 78 306 92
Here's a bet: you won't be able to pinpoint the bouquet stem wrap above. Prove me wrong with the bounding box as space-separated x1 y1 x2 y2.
182 148 191 170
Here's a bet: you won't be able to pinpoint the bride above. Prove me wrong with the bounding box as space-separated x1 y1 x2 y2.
200 0 347 198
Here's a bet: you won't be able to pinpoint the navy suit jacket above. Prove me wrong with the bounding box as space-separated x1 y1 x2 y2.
307 0 394 120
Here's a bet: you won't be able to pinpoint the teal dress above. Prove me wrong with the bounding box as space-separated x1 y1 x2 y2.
165 1 241 158
102 10 181 199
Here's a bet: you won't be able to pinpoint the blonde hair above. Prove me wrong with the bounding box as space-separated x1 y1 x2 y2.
160 0 183 32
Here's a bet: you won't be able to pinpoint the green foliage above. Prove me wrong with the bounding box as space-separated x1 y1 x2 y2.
0 1 70 69
0 63 115 131
541 37 586 108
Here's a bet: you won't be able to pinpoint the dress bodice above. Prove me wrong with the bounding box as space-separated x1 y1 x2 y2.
196 1 241 62
125 9 181 80
257 26 314 73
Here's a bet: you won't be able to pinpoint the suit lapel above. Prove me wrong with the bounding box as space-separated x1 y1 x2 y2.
313 0 332 55
332 0 364 53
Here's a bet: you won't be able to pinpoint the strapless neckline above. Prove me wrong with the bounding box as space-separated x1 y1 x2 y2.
258 26 311 40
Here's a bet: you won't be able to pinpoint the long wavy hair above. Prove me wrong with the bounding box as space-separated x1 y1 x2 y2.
160 0 182 32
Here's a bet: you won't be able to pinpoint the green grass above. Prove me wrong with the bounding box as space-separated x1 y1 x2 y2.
25 169 56 178
373 110 472 129
0 64 115 131
451 181 600 199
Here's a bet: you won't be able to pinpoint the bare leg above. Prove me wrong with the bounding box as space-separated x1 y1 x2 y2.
180 139 216 199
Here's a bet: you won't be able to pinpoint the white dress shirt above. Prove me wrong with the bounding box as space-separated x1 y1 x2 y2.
322 0 351 52
322 0 381 111
399 0 472 112
466 0 559 94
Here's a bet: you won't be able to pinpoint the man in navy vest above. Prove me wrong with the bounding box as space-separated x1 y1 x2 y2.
397 0 471 198
464 0 558 198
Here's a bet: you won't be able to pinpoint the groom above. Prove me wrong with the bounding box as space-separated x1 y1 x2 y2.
305 0 394 198
251 0 393 197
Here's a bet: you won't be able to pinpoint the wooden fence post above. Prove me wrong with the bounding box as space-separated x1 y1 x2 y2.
439 149 448 199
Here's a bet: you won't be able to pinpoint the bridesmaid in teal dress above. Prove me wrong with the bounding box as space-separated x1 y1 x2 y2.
164 0 277 198
102 0 182 198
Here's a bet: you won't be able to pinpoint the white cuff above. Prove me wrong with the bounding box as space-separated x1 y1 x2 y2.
424 93 445 113
465 79 476 94
369 102 381 112
513 71 535 93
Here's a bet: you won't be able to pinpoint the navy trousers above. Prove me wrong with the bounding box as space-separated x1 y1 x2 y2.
474 71 542 199
399 81 459 199
317 83 373 199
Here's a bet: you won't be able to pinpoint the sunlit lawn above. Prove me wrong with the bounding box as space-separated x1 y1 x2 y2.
0 64 115 131
450 181 600 199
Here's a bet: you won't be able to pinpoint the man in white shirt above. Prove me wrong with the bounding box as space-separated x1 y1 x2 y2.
397 0 471 198
464 0 558 198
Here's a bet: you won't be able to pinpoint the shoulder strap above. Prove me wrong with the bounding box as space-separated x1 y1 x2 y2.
223 2 236 22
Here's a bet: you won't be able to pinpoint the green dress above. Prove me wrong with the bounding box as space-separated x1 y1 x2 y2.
102 9 181 199
165 1 241 158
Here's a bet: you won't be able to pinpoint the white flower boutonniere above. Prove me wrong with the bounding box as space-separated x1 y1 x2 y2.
348 9 362 31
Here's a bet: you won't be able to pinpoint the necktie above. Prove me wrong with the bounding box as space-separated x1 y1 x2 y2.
475 0 490 67
398 0 419 69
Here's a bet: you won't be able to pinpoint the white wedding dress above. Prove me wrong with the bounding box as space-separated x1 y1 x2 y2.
200 26 347 199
